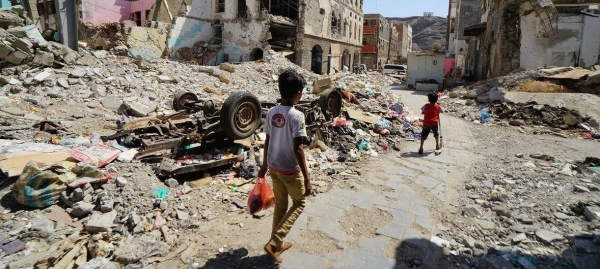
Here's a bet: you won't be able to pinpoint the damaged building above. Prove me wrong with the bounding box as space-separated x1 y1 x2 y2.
459 0 600 80
361 13 390 69
150 0 364 74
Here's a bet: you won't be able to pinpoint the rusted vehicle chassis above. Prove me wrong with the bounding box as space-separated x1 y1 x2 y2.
101 90 343 161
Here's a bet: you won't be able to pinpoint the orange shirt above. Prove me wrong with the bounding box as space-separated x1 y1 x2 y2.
422 103 443 127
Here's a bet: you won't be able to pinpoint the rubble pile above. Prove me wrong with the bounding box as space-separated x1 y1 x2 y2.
0 43 414 267
437 151 600 268
0 26 79 68
79 21 130 54
442 67 600 139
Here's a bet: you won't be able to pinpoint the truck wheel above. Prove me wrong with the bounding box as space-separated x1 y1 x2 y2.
319 89 342 119
220 92 262 140
173 91 198 111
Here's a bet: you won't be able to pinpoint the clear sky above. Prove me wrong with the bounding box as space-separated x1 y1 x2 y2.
363 0 449 18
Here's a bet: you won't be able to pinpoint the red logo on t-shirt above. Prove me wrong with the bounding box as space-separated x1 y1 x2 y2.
271 114 285 128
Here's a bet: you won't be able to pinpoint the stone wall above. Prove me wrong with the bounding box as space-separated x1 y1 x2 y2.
457 0 483 40
299 35 361 75
303 0 363 47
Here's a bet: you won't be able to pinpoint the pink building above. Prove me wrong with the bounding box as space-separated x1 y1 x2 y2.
81 0 156 26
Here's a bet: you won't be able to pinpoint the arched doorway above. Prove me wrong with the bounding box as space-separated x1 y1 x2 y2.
342 49 350 70
311 45 323 74
250 48 263 61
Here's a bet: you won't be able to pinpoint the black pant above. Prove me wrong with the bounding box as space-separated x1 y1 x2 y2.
421 126 439 140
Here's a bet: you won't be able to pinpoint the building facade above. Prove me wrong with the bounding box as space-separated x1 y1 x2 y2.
150 0 363 74
389 25 399 64
297 0 364 75
459 0 600 80
81 0 156 26
395 23 412 63
362 13 390 69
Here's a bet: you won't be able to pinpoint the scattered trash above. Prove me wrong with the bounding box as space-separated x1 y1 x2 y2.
12 161 78 208
152 184 168 200
68 145 121 168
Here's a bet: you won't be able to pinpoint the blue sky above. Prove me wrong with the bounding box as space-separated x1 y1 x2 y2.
363 0 448 18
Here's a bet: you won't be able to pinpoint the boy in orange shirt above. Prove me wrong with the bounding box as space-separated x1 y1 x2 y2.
418 93 445 154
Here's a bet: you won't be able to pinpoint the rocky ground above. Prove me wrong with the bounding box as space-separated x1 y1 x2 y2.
0 36 599 269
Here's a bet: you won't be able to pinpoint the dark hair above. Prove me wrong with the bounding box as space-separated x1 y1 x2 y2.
278 69 305 98
428 93 438 104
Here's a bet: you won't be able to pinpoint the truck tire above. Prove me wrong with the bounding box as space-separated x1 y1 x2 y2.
319 89 342 119
220 92 262 140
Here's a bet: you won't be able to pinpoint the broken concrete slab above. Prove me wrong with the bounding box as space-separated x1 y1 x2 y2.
124 100 157 117
504 92 600 122
113 240 146 263
85 210 117 233
70 68 86 78
57 77 69 88
535 229 564 244
76 54 98 66
10 38 34 54
0 41 14 58
32 50 55 66
5 50 28 65
23 25 47 46
127 27 168 60
584 205 600 221
33 71 52 83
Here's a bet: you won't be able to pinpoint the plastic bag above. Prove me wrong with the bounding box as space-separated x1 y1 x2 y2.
247 177 275 215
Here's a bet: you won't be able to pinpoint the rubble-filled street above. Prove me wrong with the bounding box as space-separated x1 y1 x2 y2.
1 0 600 269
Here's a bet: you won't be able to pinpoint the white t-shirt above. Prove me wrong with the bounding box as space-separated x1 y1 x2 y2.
264 105 307 173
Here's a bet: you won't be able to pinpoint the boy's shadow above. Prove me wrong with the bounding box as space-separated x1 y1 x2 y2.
401 151 435 158
200 248 280 269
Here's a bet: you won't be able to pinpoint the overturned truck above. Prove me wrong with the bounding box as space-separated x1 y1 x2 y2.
102 89 342 177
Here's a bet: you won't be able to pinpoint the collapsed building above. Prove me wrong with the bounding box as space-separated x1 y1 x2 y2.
149 0 364 74
452 0 600 81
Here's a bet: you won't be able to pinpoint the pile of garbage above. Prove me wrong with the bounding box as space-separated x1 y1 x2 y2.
0 38 420 267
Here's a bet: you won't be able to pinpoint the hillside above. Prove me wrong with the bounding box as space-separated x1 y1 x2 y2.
388 16 447 51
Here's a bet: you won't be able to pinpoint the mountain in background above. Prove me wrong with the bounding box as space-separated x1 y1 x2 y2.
387 16 448 51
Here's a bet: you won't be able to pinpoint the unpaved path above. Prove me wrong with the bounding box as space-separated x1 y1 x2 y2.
151 85 481 269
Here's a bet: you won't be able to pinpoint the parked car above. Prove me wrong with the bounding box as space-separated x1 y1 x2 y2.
382 64 406 76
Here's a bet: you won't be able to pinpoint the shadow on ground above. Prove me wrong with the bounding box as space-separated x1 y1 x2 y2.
200 248 280 269
401 151 435 158
393 236 599 269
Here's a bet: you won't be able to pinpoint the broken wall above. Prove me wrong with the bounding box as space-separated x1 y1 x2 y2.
127 26 169 60
149 0 190 23
187 0 260 20
303 0 363 47
221 20 268 62
168 17 217 58
520 8 600 69
580 13 600 67
81 0 132 24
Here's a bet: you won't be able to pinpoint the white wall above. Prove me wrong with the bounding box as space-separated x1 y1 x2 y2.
520 11 599 69
187 0 259 20
221 21 267 62
168 17 217 57
406 53 446 86
546 14 582 67
519 11 547 70
580 14 600 67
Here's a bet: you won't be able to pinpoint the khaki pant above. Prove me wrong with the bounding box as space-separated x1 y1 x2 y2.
268 170 306 249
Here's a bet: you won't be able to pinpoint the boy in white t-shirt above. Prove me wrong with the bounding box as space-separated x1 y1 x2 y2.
258 69 311 263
